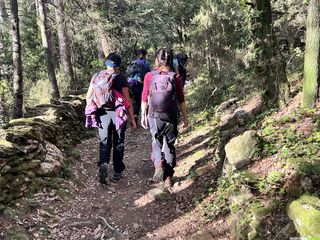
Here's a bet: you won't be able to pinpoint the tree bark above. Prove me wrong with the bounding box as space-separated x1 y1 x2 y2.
0 0 7 79
255 0 289 107
0 0 7 21
37 0 60 100
96 22 110 59
10 0 23 118
302 0 320 108
54 0 75 89
0 0 7 123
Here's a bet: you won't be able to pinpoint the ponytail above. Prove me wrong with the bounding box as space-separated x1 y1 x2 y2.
155 48 173 68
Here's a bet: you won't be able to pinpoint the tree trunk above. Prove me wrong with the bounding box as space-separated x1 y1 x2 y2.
0 0 7 123
302 0 320 108
37 0 60 100
96 22 110 59
255 0 289 107
54 0 75 89
10 0 23 118
0 0 7 79
0 0 7 21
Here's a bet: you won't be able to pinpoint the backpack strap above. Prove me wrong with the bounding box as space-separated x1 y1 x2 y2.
151 70 175 77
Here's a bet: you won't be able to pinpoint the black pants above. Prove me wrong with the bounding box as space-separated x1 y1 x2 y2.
148 117 178 178
130 83 143 116
98 112 126 173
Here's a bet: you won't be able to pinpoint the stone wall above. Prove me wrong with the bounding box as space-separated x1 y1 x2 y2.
0 96 88 207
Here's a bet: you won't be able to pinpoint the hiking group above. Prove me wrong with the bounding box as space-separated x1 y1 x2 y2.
85 47 189 187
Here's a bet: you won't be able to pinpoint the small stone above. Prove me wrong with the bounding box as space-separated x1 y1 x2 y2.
133 223 139 229
0 165 11 174
300 176 313 192
148 188 171 201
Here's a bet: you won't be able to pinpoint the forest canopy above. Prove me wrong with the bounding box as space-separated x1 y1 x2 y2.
0 0 309 122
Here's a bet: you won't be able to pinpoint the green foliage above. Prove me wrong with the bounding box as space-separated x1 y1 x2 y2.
59 161 73 180
260 110 320 175
4 226 28 240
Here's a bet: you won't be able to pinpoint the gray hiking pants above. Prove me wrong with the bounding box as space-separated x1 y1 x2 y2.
98 111 126 173
148 117 178 178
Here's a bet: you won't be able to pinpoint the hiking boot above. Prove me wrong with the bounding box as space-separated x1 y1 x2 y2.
165 176 174 188
99 163 108 184
152 166 164 182
111 171 123 181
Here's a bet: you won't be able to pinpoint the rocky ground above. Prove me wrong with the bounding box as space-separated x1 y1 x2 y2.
0 124 228 240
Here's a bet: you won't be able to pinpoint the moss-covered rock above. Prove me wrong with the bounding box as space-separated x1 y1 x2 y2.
10 160 41 173
225 130 259 169
0 140 20 157
288 195 320 237
0 96 87 206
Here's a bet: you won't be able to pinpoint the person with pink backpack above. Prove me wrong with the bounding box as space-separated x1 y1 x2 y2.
86 53 137 184
140 48 189 187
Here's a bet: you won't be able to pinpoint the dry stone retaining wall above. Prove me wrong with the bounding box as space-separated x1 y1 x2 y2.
0 96 88 208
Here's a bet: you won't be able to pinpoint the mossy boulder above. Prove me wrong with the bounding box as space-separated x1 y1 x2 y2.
0 140 20 158
225 130 259 169
287 195 320 237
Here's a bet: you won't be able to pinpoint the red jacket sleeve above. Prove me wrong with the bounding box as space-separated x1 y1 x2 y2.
142 72 153 102
175 74 185 104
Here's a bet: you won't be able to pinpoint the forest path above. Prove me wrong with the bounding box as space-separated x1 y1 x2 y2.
1 124 229 240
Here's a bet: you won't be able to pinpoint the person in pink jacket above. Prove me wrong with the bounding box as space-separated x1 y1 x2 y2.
140 48 188 187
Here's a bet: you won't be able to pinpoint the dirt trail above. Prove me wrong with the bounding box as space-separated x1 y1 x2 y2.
0 125 229 240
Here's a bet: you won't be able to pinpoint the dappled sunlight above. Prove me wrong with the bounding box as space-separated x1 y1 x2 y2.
134 193 154 207
176 149 213 178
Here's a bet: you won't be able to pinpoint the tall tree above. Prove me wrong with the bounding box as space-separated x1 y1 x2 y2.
0 0 7 123
96 22 111 59
10 0 23 118
37 0 60 100
54 0 74 88
255 0 289 107
302 0 320 108
0 0 7 79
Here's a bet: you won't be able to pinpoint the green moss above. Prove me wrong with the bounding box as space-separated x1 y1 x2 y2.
4 226 29 240
0 140 14 148
288 195 320 237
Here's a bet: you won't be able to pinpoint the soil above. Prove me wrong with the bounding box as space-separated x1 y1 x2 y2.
0 125 229 240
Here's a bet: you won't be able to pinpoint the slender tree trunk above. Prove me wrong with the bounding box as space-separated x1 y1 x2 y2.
255 0 289 107
0 0 7 78
0 0 7 123
37 0 60 100
46 4 58 69
302 0 320 108
0 0 6 21
54 0 75 89
96 22 110 58
10 0 23 118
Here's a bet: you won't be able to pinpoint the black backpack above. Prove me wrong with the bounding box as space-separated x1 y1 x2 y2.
176 53 188 86
126 58 149 81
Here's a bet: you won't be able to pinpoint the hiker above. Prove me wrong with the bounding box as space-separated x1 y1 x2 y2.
126 49 151 124
85 53 137 184
175 53 188 87
140 48 189 187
